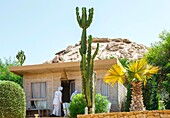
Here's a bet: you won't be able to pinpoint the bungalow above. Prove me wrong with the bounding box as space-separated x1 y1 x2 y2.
10 59 127 116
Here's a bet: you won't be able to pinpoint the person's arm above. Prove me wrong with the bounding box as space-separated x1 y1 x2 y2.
59 91 62 103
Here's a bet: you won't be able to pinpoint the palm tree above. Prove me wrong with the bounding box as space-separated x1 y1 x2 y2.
103 58 158 111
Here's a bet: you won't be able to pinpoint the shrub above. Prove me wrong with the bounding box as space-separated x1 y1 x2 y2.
69 93 109 118
124 83 132 111
68 94 86 118
0 81 26 118
95 94 109 113
143 76 159 110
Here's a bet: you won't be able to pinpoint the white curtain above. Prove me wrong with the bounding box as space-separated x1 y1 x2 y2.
31 82 39 98
101 81 110 97
40 82 46 98
31 82 47 109
31 82 46 99
35 100 47 109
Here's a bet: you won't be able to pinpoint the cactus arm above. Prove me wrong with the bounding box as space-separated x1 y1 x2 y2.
87 35 93 80
81 7 87 29
79 48 83 57
92 72 96 113
80 53 86 95
76 7 82 28
82 54 86 78
91 43 99 78
92 43 99 60
87 8 94 28
86 82 92 107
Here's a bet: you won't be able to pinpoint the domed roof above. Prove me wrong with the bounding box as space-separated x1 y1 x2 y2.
47 38 148 63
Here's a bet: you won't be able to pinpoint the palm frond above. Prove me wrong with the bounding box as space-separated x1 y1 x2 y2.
103 58 159 86
145 65 159 77
103 63 125 86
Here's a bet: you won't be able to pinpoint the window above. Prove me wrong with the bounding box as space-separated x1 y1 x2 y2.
31 82 47 109
101 80 110 97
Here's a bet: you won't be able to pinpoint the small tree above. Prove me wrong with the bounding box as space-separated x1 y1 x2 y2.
104 58 158 111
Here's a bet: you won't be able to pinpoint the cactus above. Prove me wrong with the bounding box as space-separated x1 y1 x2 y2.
16 50 26 66
76 7 99 113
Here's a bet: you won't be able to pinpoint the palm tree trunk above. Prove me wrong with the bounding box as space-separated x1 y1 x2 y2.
130 81 145 111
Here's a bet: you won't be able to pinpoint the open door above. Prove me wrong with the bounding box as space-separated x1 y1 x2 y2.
61 80 75 116
61 80 75 102
61 80 70 102
70 80 75 96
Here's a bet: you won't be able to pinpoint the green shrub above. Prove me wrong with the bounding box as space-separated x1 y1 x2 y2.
124 83 132 111
69 93 109 118
143 76 159 110
68 94 86 118
95 94 109 113
0 81 26 118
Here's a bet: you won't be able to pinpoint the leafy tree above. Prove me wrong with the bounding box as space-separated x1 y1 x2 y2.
145 30 170 109
0 58 23 87
103 58 158 111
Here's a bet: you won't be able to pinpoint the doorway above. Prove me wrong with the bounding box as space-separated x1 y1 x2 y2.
61 80 75 102
61 80 75 116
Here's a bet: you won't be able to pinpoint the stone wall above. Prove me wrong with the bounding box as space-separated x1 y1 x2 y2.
24 69 127 112
77 110 170 118
24 72 61 110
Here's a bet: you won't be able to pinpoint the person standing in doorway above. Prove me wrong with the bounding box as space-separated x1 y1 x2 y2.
52 86 63 117
70 90 78 101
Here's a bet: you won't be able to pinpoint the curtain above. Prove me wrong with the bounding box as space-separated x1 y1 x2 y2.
40 82 46 98
31 82 46 99
34 100 47 109
31 82 39 99
101 81 110 97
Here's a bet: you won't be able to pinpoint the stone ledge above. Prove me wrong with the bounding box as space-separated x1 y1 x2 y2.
77 110 170 118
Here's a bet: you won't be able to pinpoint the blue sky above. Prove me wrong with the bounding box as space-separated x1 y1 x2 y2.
0 0 170 65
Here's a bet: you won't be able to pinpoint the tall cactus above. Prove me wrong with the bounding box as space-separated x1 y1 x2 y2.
16 50 26 66
76 7 99 113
